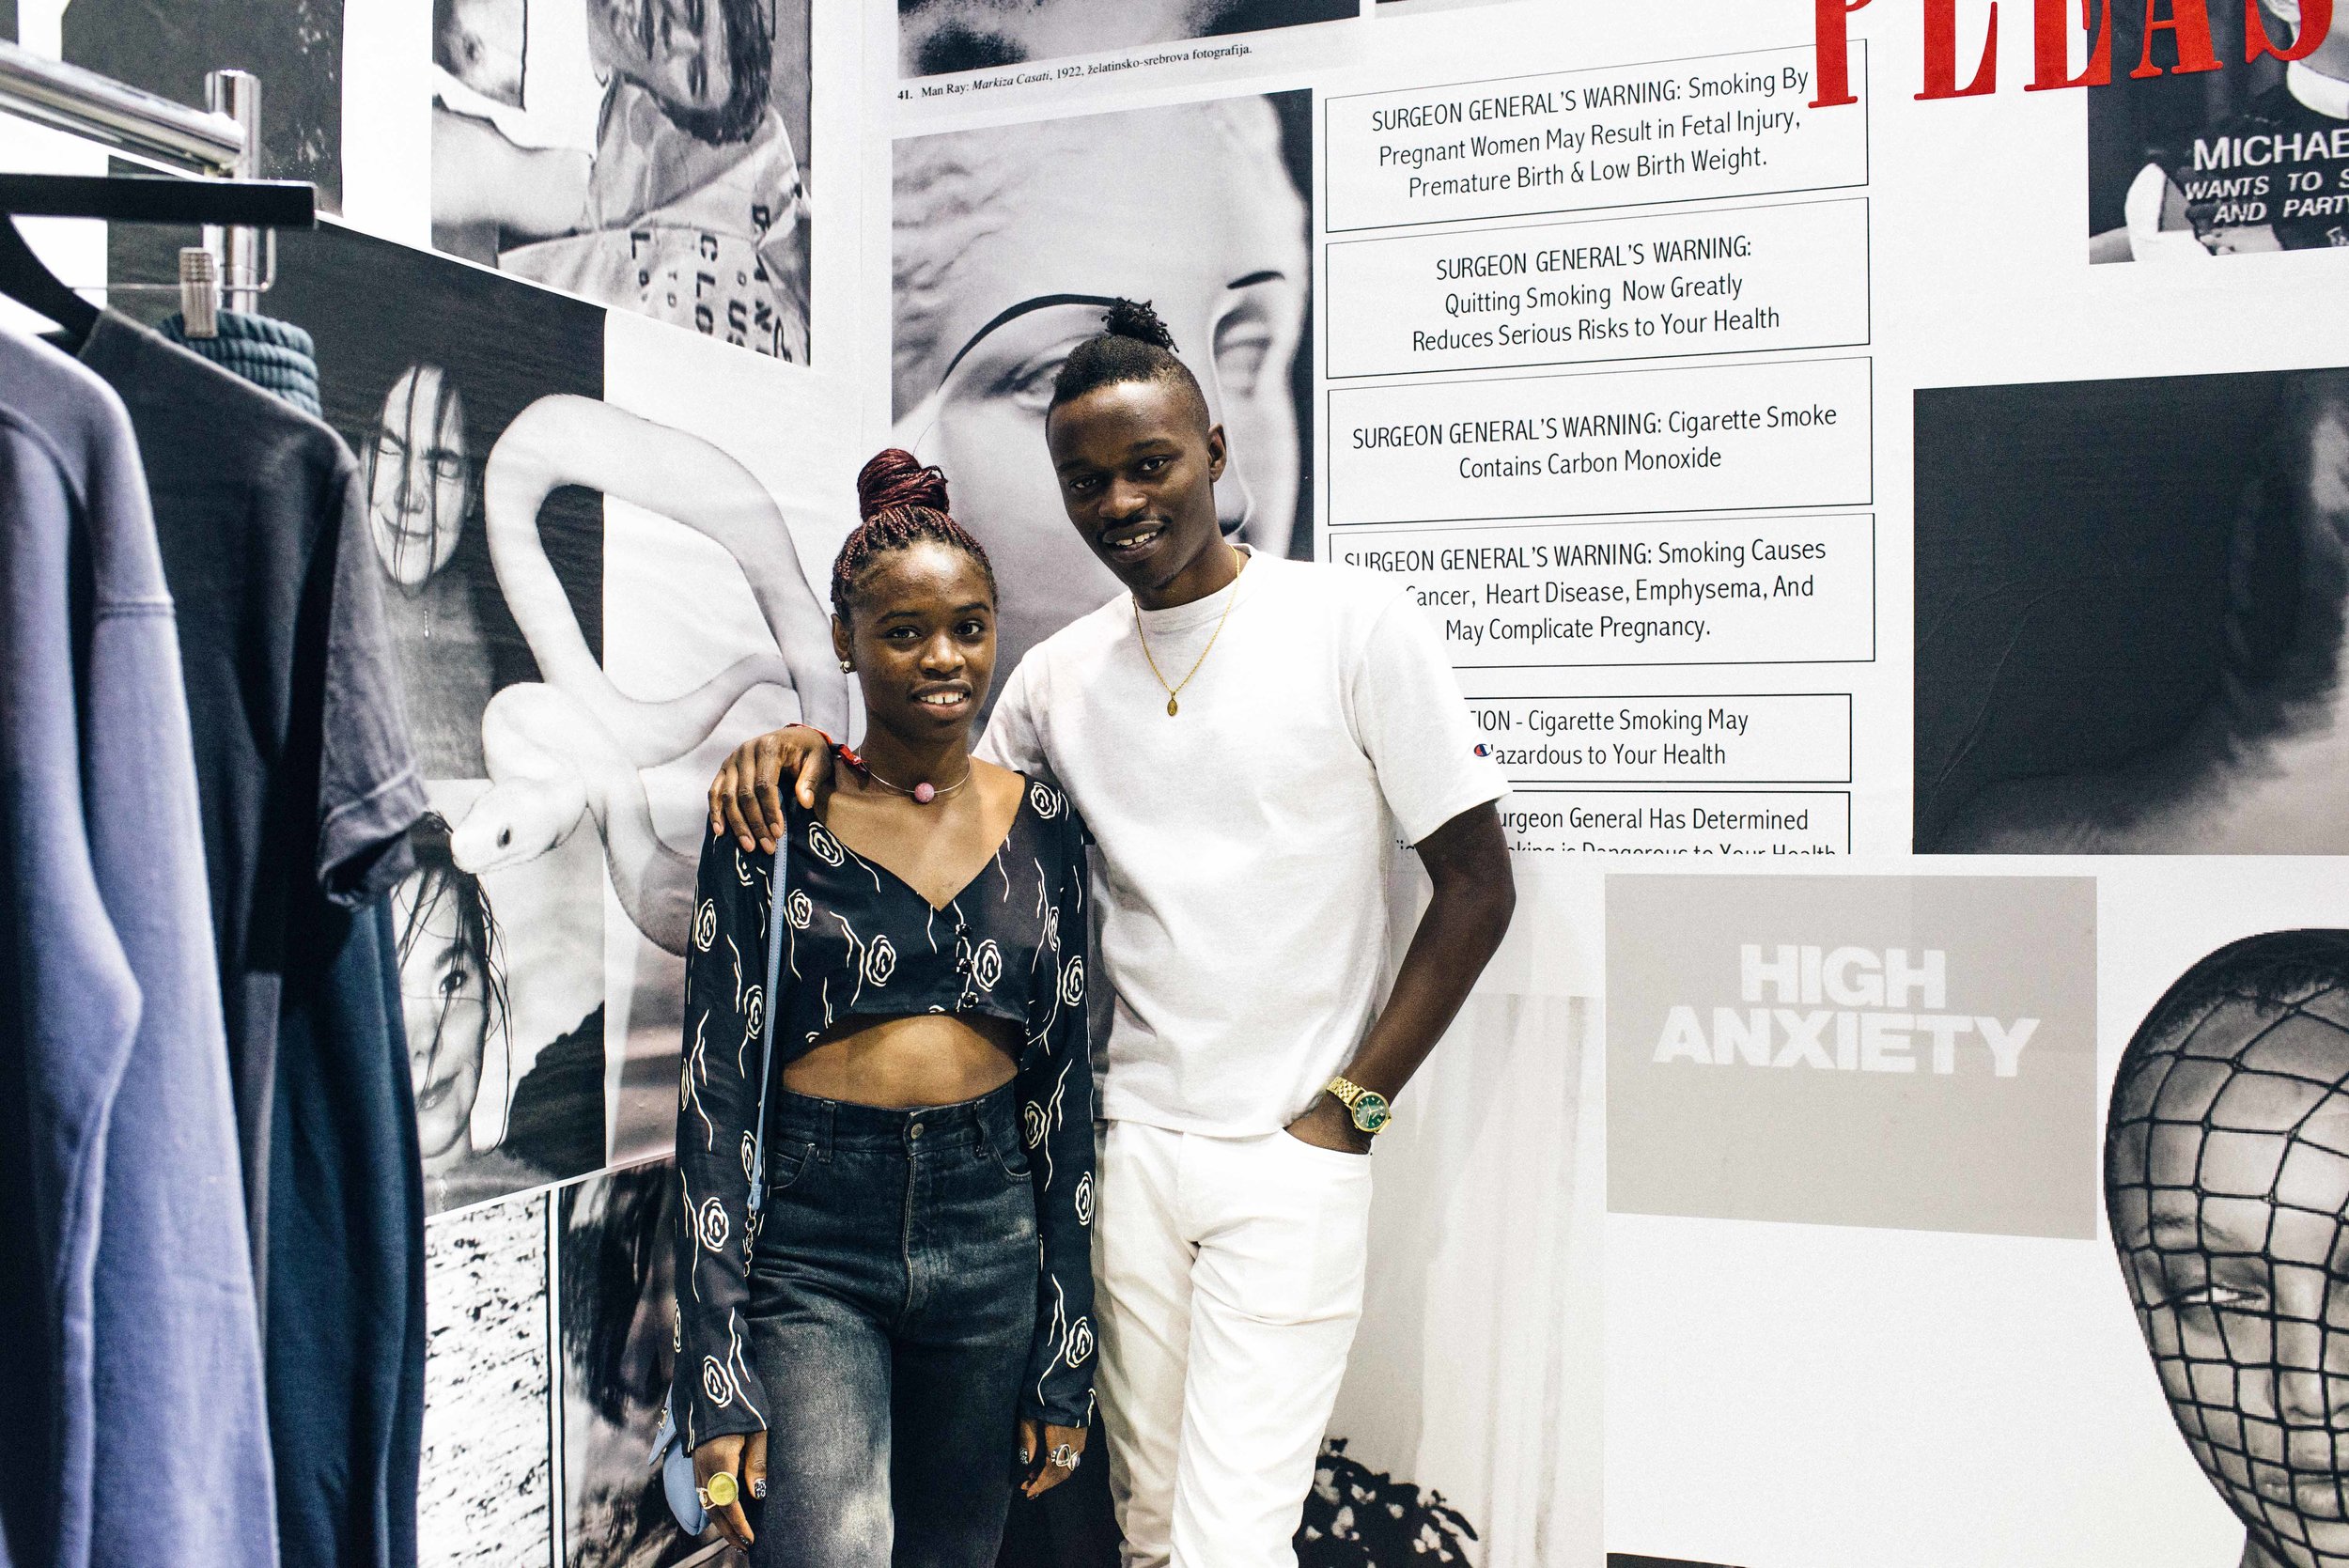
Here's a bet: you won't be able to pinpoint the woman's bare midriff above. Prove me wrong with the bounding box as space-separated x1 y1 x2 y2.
781 1012 1020 1108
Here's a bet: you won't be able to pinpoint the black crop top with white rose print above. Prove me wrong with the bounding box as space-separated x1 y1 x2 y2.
672 777 1097 1451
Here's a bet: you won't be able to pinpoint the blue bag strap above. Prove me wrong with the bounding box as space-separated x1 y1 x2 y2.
748 835 788 1215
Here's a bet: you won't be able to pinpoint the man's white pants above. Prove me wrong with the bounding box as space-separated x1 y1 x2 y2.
1094 1120 1374 1568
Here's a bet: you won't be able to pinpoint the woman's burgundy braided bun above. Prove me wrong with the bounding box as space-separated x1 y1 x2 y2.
831 449 996 623
855 447 951 520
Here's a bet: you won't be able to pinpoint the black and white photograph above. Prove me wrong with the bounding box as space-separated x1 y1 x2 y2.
422 1192 557 1568
61 0 345 207
2087 0 2349 261
555 1161 709 1568
898 0 1355 78
244 227 616 1215
892 89 1315 692
2108 928 2349 1568
431 0 812 362
1915 365 2349 854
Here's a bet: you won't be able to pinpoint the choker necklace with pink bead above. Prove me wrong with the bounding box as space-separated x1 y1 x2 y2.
839 744 971 805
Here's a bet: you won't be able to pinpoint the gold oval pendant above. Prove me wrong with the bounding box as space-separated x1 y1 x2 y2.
1166 696 1179 716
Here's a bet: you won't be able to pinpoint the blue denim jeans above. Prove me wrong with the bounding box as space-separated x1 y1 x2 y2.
745 1084 1038 1568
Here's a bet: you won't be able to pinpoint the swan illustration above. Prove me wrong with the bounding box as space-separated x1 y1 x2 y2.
450 396 849 953
458 681 696 952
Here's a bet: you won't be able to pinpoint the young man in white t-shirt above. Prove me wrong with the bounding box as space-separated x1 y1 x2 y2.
710 301 1515 1567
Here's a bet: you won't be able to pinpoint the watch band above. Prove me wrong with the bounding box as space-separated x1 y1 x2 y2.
1325 1076 1392 1135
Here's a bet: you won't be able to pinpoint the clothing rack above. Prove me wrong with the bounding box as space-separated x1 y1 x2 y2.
0 42 245 175
0 40 314 320
0 173 313 227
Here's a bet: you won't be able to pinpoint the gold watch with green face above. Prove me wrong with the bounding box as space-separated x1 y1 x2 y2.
1326 1076 1392 1136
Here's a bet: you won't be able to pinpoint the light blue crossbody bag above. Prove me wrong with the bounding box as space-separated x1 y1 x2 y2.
651 843 788 1536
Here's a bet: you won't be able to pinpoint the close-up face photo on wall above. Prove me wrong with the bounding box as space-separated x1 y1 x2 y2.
892 90 1313 691
397 815 509 1172
2109 931 2349 1568
366 364 475 590
897 0 1356 76
393 801 609 1215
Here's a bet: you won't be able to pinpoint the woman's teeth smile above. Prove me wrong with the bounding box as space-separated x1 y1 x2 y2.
917 691 966 708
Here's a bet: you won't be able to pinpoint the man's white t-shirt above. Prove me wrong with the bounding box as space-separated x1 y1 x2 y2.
977 551 1508 1137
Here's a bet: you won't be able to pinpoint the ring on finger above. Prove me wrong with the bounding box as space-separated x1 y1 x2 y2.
1048 1443 1080 1470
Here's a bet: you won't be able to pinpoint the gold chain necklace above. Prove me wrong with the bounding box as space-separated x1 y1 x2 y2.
1132 565 1245 718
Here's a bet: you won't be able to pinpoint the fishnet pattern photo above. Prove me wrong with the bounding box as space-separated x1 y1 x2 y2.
2109 930 2349 1568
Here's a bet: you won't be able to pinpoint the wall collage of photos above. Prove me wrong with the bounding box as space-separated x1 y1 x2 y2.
8 0 2349 1562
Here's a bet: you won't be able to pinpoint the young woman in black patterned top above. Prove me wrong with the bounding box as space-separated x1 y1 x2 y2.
673 451 1096 1563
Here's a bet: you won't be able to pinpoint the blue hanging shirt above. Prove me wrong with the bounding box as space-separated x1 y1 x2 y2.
0 324 277 1568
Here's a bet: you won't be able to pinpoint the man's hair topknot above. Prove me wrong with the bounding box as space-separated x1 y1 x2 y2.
1101 297 1178 350
1049 299 1209 427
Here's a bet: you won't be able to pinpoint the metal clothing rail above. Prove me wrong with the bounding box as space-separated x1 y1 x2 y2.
0 40 245 176
0 173 313 226
0 42 307 320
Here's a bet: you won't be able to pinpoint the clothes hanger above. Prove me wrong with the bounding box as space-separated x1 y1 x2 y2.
0 175 313 349
0 212 99 344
